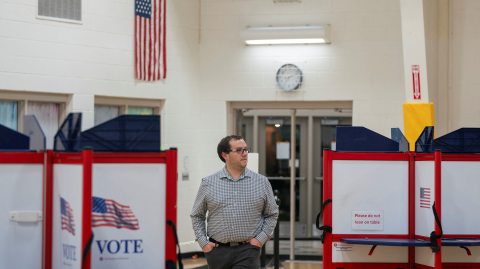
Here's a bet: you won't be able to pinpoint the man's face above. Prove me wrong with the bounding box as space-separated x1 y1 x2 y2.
223 139 248 169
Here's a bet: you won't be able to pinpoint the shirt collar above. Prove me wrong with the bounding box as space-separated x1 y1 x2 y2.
220 166 251 181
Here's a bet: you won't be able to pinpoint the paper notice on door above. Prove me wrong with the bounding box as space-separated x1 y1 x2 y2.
352 211 384 231
276 142 290 159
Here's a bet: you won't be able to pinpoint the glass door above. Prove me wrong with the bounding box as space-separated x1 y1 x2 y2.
265 119 301 222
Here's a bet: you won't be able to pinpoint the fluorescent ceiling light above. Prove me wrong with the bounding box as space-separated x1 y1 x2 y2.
246 38 326 45
240 25 331 45
247 26 325 31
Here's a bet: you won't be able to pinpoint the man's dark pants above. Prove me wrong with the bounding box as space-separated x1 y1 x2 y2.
205 243 261 269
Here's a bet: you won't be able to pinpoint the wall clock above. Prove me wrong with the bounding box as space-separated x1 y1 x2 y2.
276 63 303 91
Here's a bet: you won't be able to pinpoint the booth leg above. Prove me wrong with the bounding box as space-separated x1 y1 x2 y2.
434 150 442 269
81 149 93 269
323 150 333 269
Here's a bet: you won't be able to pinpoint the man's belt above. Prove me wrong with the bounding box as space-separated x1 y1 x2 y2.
209 238 247 247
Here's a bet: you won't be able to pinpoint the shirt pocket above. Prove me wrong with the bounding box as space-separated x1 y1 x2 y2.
245 192 265 214
206 192 228 212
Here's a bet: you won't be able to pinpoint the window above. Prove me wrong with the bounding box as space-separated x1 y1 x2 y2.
94 105 119 126
128 107 154 115
0 101 18 131
28 102 59 149
0 91 67 148
38 0 82 22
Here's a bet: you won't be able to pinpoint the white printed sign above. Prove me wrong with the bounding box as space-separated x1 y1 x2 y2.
276 142 290 159
91 164 166 269
352 211 384 231
333 242 353 252
53 164 84 269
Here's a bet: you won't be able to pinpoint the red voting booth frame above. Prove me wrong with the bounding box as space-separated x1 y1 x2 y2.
0 150 178 269
323 150 480 269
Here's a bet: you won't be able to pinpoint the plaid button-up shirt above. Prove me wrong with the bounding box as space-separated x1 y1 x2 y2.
190 166 279 248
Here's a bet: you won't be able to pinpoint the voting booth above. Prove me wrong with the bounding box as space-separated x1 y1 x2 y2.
0 114 179 269
318 126 480 269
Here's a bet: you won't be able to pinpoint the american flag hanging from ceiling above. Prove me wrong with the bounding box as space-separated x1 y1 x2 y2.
135 0 166 81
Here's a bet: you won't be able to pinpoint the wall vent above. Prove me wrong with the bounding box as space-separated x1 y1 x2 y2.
38 0 82 22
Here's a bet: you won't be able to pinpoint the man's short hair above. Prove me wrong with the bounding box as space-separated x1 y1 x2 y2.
217 135 244 163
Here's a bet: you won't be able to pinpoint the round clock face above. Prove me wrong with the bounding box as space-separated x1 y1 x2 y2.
276 64 303 91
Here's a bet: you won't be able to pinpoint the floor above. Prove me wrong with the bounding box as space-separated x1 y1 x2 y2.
182 239 323 269
183 258 323 269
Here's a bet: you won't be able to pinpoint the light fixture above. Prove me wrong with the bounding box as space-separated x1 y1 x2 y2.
240 26 331 45
267 118 284 126
246 39 325 45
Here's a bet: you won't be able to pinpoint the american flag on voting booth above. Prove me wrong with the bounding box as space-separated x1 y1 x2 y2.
420 187 431 208
135 0 166 81
92 196 140 230
61 197 75 235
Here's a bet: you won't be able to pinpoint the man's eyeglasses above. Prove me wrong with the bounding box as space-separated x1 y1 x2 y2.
227 148 250 155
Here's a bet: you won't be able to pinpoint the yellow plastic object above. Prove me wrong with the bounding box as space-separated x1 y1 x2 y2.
403 103 435 151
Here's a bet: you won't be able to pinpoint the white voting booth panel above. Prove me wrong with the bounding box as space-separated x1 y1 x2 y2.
332 160 409 236
324 153 411 268
91 163 166 269
415 159 439 269
415 161 435 239
52 164 84 269
0 162 44 268
414 160 436 268
442 246 480 263
442 161 480 235
441 160 480 266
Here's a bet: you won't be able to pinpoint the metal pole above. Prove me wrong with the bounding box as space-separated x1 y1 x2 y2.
274 219 280 269
289 109 296 260
275 190 281 269
253 115 258 153
307 115 313 237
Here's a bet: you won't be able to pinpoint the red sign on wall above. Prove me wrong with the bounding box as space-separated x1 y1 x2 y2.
412 65 421 99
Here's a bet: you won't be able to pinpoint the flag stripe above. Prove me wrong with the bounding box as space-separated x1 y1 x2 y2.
143 17 146 80
92 215 137 221
104 199 131 208
92 218 139 225
92 224 138 230
150 7 154 81
136 15 139 78
420 187 432 209
94 213 137 219
155 0 159 80
154 0 158 80
162 0 166 78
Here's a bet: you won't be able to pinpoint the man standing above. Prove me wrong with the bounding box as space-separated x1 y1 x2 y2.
190 135 279 269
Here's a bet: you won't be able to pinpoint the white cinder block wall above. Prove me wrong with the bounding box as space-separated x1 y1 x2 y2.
451 1 480 130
